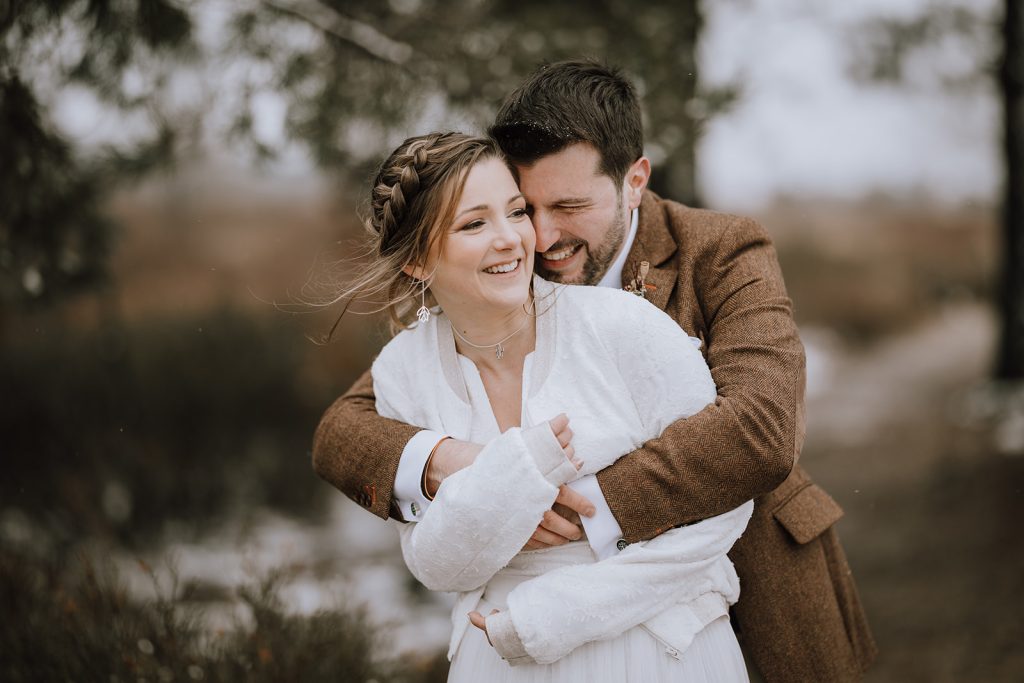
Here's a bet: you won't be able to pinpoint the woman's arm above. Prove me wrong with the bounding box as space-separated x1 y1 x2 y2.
394 422 577 592
481 289 748 664
486 500 754 665
368 335 578 593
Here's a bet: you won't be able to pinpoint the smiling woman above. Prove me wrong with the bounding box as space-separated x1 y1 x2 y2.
405 157 536 353
317 132 507 336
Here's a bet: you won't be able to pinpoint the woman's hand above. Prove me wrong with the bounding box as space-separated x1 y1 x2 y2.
548 413 581 470
468 609 500 646
519 415 592 551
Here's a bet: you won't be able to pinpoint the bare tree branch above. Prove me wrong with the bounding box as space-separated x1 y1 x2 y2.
261 0 416 67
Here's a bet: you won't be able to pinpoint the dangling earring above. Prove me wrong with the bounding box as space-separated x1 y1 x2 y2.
416 279 431 323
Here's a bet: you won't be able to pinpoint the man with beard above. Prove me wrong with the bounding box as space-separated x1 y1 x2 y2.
313 59 876 681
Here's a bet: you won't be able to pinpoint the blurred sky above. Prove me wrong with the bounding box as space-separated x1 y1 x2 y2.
50 0 1003 211
700 0 1000 210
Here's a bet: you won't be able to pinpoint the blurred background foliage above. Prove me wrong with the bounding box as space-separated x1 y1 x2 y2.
229 0 727 203
1 0 737 311
0 545 449 682
1 0 1022 680
1 0 193 309
0 0 734 551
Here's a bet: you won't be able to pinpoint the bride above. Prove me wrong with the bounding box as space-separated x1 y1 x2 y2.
346 131 753 682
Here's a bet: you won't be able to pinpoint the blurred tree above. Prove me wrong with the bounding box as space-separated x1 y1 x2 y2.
0 0 195 313
847 1 1024 379
230 0 734 205
2 0 731 315
999 0 1023 378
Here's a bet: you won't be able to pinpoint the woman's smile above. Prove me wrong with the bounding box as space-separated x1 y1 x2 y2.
483 258 522 275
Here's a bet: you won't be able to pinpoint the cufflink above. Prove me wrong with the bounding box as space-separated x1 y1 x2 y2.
410 501 420 517
616 539 628 551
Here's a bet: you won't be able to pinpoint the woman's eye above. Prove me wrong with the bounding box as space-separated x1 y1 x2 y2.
509 208 528 219
460 220 484 231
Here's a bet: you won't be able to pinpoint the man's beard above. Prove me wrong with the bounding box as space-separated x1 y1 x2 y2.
536 194 628 286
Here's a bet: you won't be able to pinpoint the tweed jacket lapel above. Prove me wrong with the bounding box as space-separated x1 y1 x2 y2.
621 191 678 312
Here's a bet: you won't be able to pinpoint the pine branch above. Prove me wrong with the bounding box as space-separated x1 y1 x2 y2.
261 0 416 67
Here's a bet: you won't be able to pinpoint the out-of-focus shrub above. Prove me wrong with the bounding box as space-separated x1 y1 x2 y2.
0 307 338 549
0 545 448 682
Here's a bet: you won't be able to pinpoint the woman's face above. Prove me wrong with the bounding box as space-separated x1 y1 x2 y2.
422 157 536 315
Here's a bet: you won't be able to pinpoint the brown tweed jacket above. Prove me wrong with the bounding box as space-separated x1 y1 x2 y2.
312 191 877 681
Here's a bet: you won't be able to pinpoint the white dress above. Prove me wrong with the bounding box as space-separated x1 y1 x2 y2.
372 277 752 682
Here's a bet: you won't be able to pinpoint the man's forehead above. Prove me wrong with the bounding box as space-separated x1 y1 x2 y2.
513 145 606 196
517 142 602 170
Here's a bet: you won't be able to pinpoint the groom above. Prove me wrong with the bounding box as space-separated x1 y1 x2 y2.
313 59 876 681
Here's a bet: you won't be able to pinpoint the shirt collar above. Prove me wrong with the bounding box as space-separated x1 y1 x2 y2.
598 207 639 289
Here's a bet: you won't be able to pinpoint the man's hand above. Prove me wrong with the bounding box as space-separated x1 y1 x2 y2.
520 414 591 550
523 485 595 551
423 438 483 498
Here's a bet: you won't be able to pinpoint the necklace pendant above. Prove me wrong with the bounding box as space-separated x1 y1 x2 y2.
495 343 504 360
416 305 431 323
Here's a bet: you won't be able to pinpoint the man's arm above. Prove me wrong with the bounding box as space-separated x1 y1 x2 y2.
598 216 806 544
311 369 418 520
313 368 493 521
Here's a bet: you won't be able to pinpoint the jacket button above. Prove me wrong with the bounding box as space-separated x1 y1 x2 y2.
616 539 628 551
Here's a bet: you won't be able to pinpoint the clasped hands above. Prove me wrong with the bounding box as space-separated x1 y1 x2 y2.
425 414 596 644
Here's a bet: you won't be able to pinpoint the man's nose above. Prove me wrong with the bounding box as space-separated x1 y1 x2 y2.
532 211 560 252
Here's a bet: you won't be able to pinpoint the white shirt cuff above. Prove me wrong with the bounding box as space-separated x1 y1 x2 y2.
567 474 626 560
393 430 447 521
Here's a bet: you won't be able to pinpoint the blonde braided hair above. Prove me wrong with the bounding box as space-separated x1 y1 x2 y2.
318 132 503 339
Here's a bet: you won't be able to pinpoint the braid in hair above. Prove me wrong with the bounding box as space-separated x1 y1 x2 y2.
372 134 442 253
313 132 502 340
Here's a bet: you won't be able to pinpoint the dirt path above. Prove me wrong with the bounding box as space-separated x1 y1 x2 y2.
800 303 1024 682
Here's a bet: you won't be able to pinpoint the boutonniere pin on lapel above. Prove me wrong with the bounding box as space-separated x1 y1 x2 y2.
624 261 656 299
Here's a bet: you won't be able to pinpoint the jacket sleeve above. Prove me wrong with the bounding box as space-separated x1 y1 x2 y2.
488 501 754 665
597 216 806 542
311 368 419 520
395 423 578 593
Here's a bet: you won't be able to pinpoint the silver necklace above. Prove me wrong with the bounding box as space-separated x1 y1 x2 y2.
451 314 530 360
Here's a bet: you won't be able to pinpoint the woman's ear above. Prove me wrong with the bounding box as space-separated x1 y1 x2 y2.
402 263 428 281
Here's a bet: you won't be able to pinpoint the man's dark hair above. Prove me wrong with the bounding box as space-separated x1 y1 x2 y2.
489 59 643 183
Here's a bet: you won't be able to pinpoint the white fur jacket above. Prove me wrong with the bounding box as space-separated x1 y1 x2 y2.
372 276 754 665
